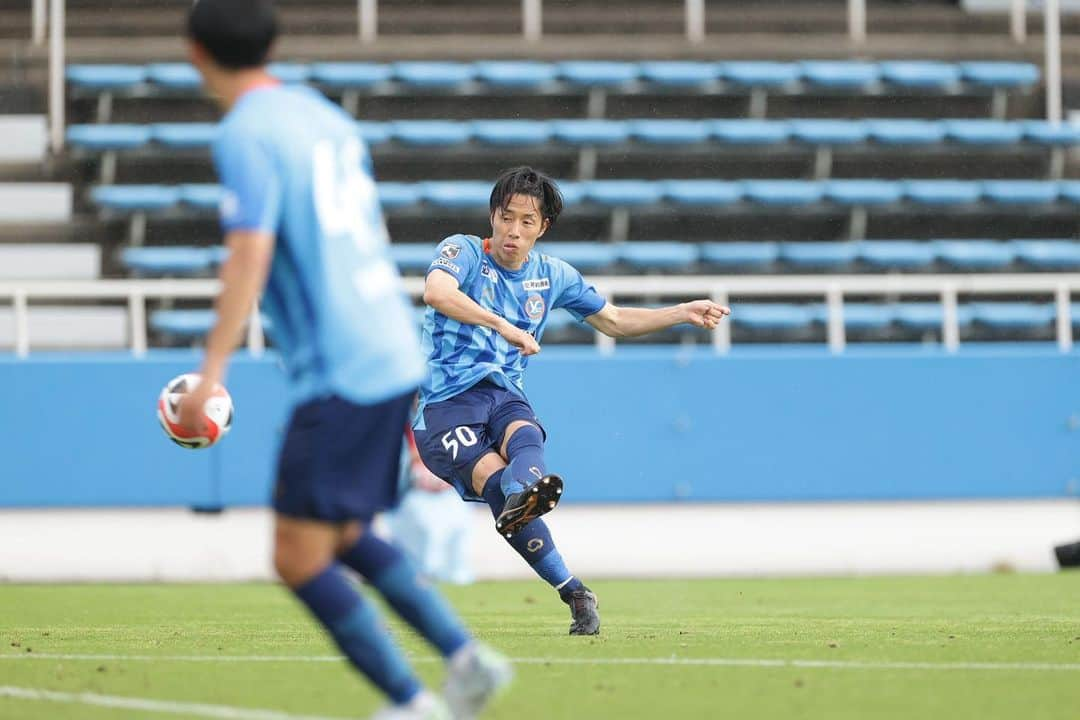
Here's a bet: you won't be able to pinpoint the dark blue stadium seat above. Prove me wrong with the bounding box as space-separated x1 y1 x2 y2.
266 63 311 84
980 180 1058 204
865 120 946 145
1010 240 1080 269
617 242 698 271
66 64 145 90
422 181 491 209
933 240 1015 270
538 242 618 272
151 309 272 338
742 180 825 206
1021 121 1080 146
842 304 896 329
583 180 664 207
390 120 470 147
377 182 422 210
878 61 961 89
629 120 711 145
638 61 721 87
389 244 438 272
469 120 552 146
355 121 391 146
858 241 935 270
970 303 1056 329
472 61 558 88
958 62 1040 88
699 242 780 269
660 180 742 207
146 63 202 90
732 304 823 329
719 62 800 88
787 119 868 145
709 120 790 145
179 184 225 210
391 62 475 89
556 62 639 87
121 246 227 276
825 180 903 206
780 242 859 269
549 120 630 146
67 124 151 151
902 180 982 205
90 185 179 212
943 120 1024 146
309 63 392 89
151 123 219 149
799 61 880 89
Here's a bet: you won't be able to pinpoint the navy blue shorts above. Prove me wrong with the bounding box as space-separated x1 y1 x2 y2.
414 380 545 502
273 391 414 523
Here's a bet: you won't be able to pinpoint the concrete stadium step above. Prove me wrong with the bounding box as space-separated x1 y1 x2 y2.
0 305 128 351
0 183 72 223
0 243 100 280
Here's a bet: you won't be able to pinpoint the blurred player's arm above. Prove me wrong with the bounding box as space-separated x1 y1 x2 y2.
423 269 539 355
585 300 730 339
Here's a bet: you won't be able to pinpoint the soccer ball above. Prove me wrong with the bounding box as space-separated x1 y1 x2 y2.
156 373 234 449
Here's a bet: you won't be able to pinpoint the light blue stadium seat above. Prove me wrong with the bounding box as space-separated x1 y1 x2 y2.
933 240 1015 270
67 124 151 151
355 121 391 146
878 61 961 89
469 120 552 146
902 180 982 205
617 242 698 271
543 308 579 334
556 61 639 87
472 61 558 88
90 185 179 212
943 120 1024 146
390 120 470 147
865 120 946 146
980 180 1058 204
787 120 868 145
309 62 392 88
1010 240 1080 269
842 304 896 329
959 62 1040 88
970 303 1056 329
825 180 903 206
549 120 630 145
709 120 789 145
120 246 227 276
389 244 438 272
151 309 272 338
179 184 225 210
742 180 825 206
799 61 880 89
377 182 422 210
780 242 859 269
699 241 780 269
732 304 823 330
66 64 145 90
146 63 202 90
422 181 491 209
660 180 742 206
537 242 617 272
1021 121 1080 146
893 303 974 330
629 120 711 145
583 180 663 207
1057 181 1080 204
858 241 935 269
719 62 800 88
151 123 219 149
391 62 476 89
266 63 310 84
555 182 585 207
638 62 720 87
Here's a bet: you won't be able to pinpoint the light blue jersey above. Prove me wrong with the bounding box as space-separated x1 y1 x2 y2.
415 234 606 424
213 84 426 406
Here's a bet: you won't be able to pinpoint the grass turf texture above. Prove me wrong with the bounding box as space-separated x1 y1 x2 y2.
1 575 1079 719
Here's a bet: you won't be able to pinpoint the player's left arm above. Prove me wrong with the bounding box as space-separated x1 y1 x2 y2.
585 300 730 339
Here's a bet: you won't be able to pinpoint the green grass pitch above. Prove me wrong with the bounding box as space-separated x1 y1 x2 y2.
1 574 1079 719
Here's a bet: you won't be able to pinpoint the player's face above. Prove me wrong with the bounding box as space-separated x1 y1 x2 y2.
489 194 549 270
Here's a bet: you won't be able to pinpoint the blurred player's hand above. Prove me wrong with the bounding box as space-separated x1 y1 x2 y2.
683 300 731 330
177 379 214 436
498 321 541 356
411 461 450 493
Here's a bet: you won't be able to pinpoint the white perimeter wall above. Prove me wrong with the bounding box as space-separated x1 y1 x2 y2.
1 500 1078 582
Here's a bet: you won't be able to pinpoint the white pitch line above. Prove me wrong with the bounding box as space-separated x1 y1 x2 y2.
0 685 346 720
2 653 1079 672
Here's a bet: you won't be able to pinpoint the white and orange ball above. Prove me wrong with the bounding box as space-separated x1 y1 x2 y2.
156 373 233 449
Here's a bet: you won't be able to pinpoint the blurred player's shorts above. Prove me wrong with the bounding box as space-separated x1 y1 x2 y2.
386 489 474 584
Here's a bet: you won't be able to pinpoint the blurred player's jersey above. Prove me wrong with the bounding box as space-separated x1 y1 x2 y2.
415 234 605 426
213 84 425 405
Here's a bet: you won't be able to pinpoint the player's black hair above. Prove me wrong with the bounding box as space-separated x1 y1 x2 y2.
187 0 278 70
489 166 564 228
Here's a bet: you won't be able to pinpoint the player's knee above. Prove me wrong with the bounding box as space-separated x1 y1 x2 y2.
273 528 334 588
502 421 543 458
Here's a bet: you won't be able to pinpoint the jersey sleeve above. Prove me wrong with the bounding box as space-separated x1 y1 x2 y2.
212 128 283 234
427 235 480 286
552 259 607 321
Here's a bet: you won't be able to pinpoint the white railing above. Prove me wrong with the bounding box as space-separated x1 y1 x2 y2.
1 274 1077 358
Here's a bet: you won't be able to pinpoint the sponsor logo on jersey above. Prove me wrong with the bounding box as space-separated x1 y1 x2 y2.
522 278 551 291
440 243 461 260
525 293 546 320
431 257 460 273
479 264 497 281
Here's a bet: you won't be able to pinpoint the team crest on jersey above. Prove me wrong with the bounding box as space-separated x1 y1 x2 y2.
522 278 551 291
524 293 546 320
441 243 461 260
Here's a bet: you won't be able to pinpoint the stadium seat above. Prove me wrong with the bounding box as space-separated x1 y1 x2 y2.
146 63 202 90
865 120 947 146
266 63 311 84
120 246 227 276
699 241 780 269
179 184 225 210
90 185 179 212
842 304 896 329
390 121 471 147
731 304 823 330
970 303 1056 329
660 180 742 207
557 182 586 207
933 240 1015 270
742 180 825 206
1009 240 1080 269
582 180 663 207
67 124 151 151
902 180 982 205
66 64 145 90
549 120 630 146
150 309 272 338
825 180 903 206
543 309 579 334
377 182 422 210
787 120 868 146
389 244 438 272
469 120 552 146
617 242 698 271
858 241 936 270
709 120 790 145
391 62 476 89
638 61 721 88
799 61 880 89
878 61 961 89
780 242 860 269
719 62 800 88
980 180 1058 205
472 61 559 88
537 242 618 272
893 302 974 330
556 61 639 87
356 121 391 146
943 120 1024 146
1055 181 1080 204
151 123 219 149
958 62 1040 88
309 62 392 89
1021 121 1080 146
422 181 491 209
629 120 711 145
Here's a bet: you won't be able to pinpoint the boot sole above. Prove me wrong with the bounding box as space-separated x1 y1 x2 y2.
495 474 564 538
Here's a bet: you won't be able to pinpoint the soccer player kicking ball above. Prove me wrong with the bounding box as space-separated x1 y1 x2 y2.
414 167 731 635
176 1 509 718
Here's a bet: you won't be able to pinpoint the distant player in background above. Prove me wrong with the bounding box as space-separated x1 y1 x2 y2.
414 167 730 635
175 1 509 718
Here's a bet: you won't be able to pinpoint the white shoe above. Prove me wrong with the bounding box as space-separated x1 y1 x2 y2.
443 643 514 720
369 691 451 720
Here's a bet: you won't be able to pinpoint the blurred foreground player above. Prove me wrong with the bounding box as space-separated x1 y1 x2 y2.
414 167 730 634
176 1 509 717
